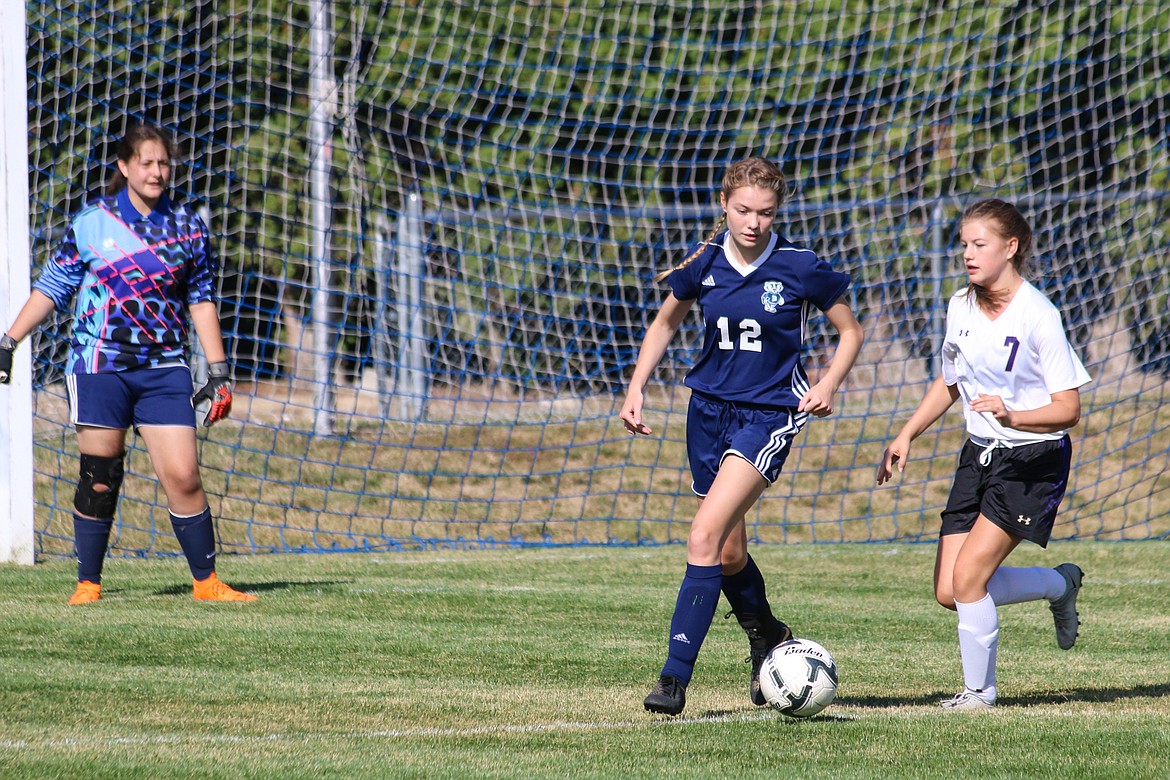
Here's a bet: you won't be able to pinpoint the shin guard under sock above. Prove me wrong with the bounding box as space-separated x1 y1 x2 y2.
986 566 1066 605
73 513 113 584
660 563 723 686
955 593 999 701
722 554 770 615
170 507 217 581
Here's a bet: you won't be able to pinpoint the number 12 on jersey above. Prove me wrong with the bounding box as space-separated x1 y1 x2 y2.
716 316 762 352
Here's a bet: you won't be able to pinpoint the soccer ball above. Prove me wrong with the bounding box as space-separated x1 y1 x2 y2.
758 638 839 718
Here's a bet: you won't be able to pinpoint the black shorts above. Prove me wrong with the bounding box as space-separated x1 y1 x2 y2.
939 435 1073 548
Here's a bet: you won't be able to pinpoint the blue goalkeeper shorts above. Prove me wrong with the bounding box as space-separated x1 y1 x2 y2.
67 366 197 429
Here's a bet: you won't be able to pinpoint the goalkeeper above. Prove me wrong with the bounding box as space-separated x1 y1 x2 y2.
0 123 255 604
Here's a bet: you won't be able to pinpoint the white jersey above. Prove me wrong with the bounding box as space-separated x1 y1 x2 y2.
941 281 1090 447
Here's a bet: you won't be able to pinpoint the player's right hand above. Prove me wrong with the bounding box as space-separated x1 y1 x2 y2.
0 334 16 384
619 389 652 436
875 439 910 485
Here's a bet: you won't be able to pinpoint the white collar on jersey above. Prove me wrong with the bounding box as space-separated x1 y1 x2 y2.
717 232 779 277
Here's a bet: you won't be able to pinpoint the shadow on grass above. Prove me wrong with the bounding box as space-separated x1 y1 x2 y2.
1001 682 1170 706
152 579 352 596
840 682 1170 709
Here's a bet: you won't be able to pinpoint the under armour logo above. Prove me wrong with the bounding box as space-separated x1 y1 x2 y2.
1017 515 1032 525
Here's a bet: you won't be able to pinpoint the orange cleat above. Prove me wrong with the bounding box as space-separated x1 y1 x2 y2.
193 572 257 602
68 581 102 605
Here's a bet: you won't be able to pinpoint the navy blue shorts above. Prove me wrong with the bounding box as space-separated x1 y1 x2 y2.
686 392 808 496
67 366 197 429
940 436 1073 548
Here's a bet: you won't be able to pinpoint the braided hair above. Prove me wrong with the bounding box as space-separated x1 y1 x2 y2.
653 157 787 283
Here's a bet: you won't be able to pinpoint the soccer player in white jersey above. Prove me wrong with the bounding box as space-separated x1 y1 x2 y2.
620 157 863 715
877 198 1090 711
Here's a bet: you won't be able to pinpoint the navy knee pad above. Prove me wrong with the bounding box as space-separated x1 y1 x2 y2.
74 452 126 518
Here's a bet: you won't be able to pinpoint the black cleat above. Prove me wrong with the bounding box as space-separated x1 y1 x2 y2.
643 674 686 715
1050 563 1084 650
744 617 793 706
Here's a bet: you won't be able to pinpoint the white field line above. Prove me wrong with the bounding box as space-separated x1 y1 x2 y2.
0 709 807 751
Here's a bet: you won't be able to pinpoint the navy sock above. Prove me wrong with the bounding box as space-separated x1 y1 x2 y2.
73 513 113 584
170 507 217 581
721 554 771 618
660 563 723 686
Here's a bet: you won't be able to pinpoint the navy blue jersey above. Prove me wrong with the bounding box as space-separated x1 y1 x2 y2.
34 188 219 374
667 232 850 408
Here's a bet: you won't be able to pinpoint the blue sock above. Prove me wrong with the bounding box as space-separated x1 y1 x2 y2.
722 554 770 617
170 507 217 581
73 513 113 584
660 563 723 686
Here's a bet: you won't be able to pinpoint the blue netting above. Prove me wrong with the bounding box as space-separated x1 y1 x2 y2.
21 0 1170 556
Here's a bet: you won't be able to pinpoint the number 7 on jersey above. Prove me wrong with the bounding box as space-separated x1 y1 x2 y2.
1004 336 1019 372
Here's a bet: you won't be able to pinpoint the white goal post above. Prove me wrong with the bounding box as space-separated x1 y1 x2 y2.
0 0 34 565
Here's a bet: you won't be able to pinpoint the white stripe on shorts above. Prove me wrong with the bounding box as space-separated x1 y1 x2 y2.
753 411 807 477
66 373 78 426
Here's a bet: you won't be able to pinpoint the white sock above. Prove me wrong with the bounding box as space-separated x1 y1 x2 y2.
955 593 999 701
986 566 1066 605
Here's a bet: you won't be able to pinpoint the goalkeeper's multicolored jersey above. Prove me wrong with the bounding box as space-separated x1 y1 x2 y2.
33 188 218 375
667 231 851 408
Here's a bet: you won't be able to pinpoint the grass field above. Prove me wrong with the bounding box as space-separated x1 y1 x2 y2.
2 542 1168 779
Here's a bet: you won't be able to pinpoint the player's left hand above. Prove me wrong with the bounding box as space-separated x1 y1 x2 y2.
193 361 233 427
798 383 835 417
971 393 1012 427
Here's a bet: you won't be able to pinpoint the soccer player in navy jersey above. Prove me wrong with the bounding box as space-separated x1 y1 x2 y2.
620 157 864 715
877 199 1089 711
0 124 255 604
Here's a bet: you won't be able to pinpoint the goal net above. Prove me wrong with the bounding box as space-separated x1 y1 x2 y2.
20 0 1170 556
